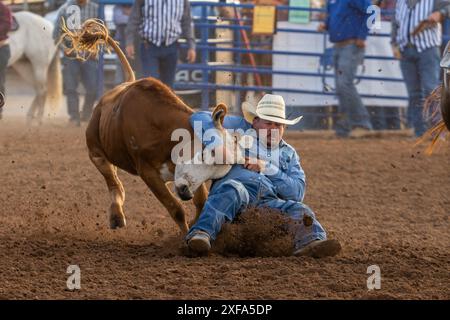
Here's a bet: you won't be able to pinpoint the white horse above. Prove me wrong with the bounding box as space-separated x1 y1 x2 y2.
8 11 62 122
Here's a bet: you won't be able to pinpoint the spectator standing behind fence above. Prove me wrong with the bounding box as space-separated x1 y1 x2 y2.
318 0 373 138
53 0 99 126
391 0 450 137
367 0 401 131
125 0 196 88
0 0 12 120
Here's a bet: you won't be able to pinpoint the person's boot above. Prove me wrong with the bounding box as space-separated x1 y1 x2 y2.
68 116 81 127
293 239 341 258
349 126 372 138
187 231 211 256
80 109 93 122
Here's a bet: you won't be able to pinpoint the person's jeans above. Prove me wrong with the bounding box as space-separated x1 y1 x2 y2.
140 41 178 88
186 166 327 251
399 46 441 137
0 45 11 116
333 44 372 136
368 107 401 130
62 57 99 121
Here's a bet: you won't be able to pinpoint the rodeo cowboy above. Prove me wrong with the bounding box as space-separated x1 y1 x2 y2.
186 94 342 258
53 0 99 126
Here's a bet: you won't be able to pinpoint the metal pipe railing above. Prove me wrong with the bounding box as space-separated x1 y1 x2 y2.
95 0 422 116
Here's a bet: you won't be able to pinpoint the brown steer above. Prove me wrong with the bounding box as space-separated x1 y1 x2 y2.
63 20 228 233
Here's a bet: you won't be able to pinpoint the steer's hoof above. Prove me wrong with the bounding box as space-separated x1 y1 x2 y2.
109 204 126 229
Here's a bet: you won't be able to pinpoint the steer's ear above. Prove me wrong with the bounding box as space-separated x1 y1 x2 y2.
212 103 228 130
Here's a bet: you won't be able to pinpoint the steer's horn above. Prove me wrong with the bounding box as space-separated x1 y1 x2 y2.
212 103 228 130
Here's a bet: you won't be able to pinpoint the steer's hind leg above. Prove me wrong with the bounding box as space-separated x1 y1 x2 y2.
89 151 126 229
139 166 189 234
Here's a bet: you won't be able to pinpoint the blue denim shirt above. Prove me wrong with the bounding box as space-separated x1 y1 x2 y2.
326 0 371 43
190 112 306 202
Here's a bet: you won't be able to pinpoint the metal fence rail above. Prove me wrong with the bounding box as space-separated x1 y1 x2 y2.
96 1 448 127
177 2 408 111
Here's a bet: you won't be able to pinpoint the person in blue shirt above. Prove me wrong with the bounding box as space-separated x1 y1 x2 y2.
186 94 342 258
318 0 373 138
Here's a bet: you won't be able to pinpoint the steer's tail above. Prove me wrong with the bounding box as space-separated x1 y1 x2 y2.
415 84 449 154
46 49 63 112
58 18 135 83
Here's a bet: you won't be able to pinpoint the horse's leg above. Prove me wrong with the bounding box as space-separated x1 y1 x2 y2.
192 183 208 226
30 63 49 124
34 93 47 124
28 92 46 125
138 163 189 234
11 60 38 122
89 149 127 229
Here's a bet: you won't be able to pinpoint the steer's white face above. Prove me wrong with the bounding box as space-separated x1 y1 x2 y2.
174 151 232 200
174 104 248 200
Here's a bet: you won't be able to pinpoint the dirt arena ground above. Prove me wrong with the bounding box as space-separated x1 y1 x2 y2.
0 116 448 300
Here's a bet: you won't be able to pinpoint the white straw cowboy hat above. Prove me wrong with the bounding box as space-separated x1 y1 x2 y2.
242 94 303 125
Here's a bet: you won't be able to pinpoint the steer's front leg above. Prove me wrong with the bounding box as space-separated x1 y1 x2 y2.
139 165 189 234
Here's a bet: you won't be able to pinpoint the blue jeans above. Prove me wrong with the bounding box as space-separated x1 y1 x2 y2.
333 44 372 136
186 166 327 251
62 57 99 120
399 46 441 137
140 42 178 88
368 107 401 130
0 45 10 116
0 45 10 96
